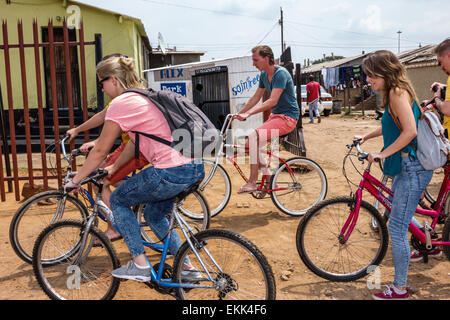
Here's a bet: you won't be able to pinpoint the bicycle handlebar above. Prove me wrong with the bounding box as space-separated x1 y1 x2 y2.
63 168 109 194
60 135 93 161
347 139 380 163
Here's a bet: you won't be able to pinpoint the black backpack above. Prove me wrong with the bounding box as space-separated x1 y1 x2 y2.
122 88 220 160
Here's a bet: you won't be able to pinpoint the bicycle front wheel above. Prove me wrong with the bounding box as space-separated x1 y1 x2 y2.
198 159 231 217
172 229 276 300
32 219 120 300
270 157 328 216
296 196 389 282
9 190 89 264
136 190 210 250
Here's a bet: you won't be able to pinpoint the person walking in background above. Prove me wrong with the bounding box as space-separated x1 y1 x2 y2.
355 50 433 300
306 75 321 123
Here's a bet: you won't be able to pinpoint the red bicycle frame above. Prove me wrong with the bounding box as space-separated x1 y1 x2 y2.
223 143 293 193
340 163 450 248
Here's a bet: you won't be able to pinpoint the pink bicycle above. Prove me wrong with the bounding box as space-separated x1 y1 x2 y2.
296 139 450 282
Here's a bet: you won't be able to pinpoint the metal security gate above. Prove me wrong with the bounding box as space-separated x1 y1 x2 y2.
0 19 100 201
192 66 230 129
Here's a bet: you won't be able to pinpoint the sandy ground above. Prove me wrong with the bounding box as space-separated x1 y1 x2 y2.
0 112 449 300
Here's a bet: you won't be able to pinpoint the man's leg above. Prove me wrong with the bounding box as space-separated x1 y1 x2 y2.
308 103 314 123
314 100 321 123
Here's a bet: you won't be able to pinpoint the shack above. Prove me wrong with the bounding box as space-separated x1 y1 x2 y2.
144 55 263 143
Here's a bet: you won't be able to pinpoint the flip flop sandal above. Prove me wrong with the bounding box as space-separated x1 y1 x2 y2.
237 185 258 194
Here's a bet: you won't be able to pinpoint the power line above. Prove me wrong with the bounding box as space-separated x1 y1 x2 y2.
255 22 279 46
285 19 422 44
138 0 424 45
138 0 275 20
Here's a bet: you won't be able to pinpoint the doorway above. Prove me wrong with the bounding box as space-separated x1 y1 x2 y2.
192 66 230 129
42 27 81 110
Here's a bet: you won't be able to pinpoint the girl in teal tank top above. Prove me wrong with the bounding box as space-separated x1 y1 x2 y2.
357 50 433 300
381 100 421 176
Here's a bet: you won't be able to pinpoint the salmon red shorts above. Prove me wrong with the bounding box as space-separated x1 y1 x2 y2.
104 142 149 184
255 113 298 141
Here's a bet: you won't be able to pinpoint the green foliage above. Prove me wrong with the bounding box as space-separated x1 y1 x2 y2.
312 55 345 65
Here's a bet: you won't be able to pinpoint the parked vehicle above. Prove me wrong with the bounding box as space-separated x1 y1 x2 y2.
300 85 333 117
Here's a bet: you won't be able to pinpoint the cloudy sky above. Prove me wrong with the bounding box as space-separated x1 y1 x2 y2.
76 0 450 65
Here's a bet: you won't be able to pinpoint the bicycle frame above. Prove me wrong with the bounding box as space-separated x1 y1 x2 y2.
100 201 219 290
69 175 218 290
341 160 450 248
201 113 298 193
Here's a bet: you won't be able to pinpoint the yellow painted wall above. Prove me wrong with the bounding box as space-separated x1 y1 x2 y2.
0 0 147 110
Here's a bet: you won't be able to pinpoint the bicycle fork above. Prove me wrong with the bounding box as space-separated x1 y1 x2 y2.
339 191 362 244
174 211 220 286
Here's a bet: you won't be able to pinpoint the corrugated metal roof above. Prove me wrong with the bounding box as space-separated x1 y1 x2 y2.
397 44 438 65
301 53 369 73
301 44 438 74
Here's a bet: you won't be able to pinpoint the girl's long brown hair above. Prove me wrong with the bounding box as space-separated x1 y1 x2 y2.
362 50 417 109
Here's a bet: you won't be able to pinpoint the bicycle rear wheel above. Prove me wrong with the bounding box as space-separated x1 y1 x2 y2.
136 190 210 250
423 168 446 206
172 229 276 300
9 190 89 264
442 216 450 261
296 196 389 282
270 157 327 216
32 219 120 300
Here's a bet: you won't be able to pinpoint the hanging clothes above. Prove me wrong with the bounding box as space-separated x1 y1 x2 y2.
328 67 339 87
321 68 328 89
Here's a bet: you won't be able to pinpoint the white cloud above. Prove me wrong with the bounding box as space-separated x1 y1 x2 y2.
359 5 383 32
322 1 352 13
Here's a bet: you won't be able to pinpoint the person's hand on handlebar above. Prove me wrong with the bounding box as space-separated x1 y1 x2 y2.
66 127 79 142
64 179 81 193
368 152 384 163
80 141 96 153
353 135 366 145
104 164 117 180
234 113 250 121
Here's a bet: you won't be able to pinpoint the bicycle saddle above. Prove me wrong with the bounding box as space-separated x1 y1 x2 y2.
175 183 200 202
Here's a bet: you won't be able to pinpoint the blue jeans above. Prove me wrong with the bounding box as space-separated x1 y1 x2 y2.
388 156 432 288
109 161 205 259
309 100 320 122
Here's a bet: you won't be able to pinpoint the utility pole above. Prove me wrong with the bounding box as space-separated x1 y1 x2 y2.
397 30 402 54
279 7 285 54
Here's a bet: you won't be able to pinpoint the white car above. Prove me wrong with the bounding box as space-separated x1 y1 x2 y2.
300 85 333 116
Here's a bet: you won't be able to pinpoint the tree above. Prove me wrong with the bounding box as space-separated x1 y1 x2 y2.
312 55 345 65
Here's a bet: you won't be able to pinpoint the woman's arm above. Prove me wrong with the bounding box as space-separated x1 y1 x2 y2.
105 140 136 177
355 126 382 144
70 120 122 185
379 88 417 160
67 109 108 141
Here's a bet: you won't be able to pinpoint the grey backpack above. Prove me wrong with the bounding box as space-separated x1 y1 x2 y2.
122 88 220 160
391 104 450 171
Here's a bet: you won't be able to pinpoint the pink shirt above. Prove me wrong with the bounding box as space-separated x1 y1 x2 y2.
105 92 192 169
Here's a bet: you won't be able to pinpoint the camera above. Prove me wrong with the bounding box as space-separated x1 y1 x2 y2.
432 85 447 100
